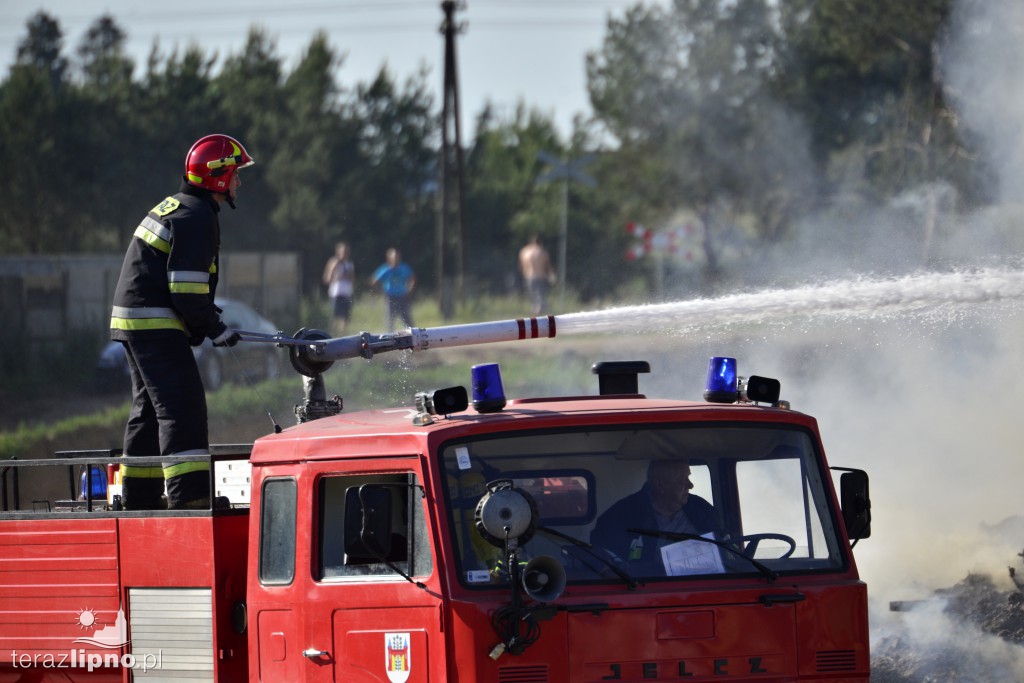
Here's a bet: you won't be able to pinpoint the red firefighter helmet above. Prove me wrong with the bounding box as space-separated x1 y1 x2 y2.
184 134 255 194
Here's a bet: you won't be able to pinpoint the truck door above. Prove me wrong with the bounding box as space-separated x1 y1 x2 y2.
252 472 303 683
305 460 443 683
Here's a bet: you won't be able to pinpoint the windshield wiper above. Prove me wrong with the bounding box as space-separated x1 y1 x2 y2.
627 528 778 582
537 526 642 590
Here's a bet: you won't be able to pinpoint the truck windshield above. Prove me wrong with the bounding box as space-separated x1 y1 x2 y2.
440 423 846 587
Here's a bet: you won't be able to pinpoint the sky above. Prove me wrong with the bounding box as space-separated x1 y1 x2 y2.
0 0 657 138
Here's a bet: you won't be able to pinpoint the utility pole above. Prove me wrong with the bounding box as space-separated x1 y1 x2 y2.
536 151 596 310
437 0 467 320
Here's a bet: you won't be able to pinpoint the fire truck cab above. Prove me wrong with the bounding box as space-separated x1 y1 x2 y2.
0 348 872 682
246 358 870 682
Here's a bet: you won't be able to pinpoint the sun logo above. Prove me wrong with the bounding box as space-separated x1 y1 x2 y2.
75 608 102 630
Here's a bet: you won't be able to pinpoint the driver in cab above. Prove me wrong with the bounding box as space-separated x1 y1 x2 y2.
590 458 718 574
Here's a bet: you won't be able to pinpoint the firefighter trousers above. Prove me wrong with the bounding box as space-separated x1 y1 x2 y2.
119 334 211 510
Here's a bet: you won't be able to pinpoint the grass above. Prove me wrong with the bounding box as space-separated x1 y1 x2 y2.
0 404 130 461
0 353 591 461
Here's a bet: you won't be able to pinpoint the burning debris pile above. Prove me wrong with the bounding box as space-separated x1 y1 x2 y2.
872 573 1024 682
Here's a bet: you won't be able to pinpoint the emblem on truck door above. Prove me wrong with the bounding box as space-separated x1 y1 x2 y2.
385 632 411 683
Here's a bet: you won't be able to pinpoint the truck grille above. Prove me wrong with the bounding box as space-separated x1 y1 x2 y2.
498 664 548 682
816 649 857 672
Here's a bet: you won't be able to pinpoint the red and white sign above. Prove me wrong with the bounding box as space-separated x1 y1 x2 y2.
625 221 701 262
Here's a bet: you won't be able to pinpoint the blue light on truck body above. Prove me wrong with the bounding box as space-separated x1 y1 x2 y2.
79 465 107 499
704 356 739 403
472 363 507 413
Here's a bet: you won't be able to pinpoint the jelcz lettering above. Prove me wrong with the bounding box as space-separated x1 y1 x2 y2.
601 657 771 679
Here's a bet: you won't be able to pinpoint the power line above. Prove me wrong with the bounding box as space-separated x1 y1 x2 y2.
0 18 611 33
0 0 650 56
0 1 639 24
0 5 624 29
0 17 620 59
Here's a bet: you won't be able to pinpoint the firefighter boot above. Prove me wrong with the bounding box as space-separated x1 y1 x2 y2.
166 469 211 510
120 474 166 510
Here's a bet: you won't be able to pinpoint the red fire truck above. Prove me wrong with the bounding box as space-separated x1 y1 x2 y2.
0 316 872 681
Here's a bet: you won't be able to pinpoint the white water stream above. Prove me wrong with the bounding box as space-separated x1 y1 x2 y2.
555 267 1024 336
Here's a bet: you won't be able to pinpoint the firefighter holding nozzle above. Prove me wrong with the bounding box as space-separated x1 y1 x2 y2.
109 134 254 510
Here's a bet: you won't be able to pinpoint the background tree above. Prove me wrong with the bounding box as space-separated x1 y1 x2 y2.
464 103 561 295
0 12 76 253
587 0 816 290
777 0 971 201
255 31 346 289
16 11 68 87
347 67 437 290
75 15 138 250
215 29 287 254
773 0 983 268
128 45 221 248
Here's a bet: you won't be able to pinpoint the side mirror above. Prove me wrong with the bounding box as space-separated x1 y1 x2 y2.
839 470 871 541
344 485 393 563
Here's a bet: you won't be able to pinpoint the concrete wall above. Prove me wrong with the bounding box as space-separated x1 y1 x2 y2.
0 252 301 345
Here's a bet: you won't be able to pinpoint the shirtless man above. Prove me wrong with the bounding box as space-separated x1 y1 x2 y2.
518 235 556 315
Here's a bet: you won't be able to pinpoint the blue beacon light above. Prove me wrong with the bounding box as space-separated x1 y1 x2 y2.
471 363 507 413
704 356 739 403
79 465 107 499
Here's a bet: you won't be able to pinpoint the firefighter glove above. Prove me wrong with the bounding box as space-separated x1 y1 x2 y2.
212 328 241 347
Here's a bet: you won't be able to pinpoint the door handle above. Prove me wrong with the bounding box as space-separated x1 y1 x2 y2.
302 649 329 658
759 592 806 606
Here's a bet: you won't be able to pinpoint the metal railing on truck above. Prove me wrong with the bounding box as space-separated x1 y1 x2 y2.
0 445 253 517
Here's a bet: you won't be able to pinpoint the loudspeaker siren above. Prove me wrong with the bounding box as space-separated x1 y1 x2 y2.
522 555 567 603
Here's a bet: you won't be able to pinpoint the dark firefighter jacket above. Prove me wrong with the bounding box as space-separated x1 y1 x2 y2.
110 181 228 343
590 486 720 574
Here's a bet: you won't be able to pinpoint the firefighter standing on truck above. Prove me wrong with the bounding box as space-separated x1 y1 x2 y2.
109 134 254 510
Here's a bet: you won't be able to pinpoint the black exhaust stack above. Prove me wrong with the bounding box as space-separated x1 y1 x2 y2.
591 361 650 396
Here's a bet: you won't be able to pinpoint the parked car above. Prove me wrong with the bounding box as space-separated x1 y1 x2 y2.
96 299 284 392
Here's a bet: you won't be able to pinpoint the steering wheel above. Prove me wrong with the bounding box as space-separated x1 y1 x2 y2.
736 533 796 559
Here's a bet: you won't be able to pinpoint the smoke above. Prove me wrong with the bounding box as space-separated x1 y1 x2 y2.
942 0 1024 205
805 313 1024 593
715 1 1024 288
822 0 1024 613
565 2 1024 675
872 592 1024 682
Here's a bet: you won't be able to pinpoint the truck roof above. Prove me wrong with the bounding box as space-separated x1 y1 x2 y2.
249 393 818 465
